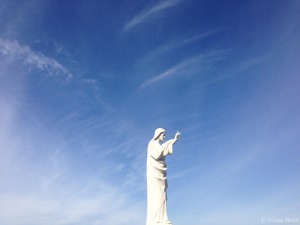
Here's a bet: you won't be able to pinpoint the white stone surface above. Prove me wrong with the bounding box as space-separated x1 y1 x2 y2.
146 128 180 225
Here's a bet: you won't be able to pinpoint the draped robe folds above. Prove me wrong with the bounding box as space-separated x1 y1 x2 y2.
146 139 173 225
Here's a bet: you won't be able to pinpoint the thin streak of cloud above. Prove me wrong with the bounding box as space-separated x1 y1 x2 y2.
124 0 182 31
141 57 199 88
81 78 98 85
140 50 228 89
0 38 73 80
168 168 198 180
208 54 272 84
0 39 111 111
148 29 222 58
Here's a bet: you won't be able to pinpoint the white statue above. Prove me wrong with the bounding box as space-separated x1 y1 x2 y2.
146 128 181 225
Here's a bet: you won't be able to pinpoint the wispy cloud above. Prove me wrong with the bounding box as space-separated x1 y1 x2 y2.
124 0 182 31
0 98 144 225
207 54 272 84
140 57 200 88
0 38 112 114
147 29 222 58
0 191 144 225
139 50 228 89
0 38 73 80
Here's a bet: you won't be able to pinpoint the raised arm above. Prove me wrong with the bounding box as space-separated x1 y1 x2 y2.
161 131 181 156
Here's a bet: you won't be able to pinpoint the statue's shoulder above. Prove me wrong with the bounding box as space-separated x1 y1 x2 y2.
148 140 158 148
148 139 154 147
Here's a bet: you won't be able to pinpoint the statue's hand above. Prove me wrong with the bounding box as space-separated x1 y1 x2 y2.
175 131 181 140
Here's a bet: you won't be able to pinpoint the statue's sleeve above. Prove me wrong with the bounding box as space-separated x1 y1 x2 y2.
148 140 173 159
161 140 173 156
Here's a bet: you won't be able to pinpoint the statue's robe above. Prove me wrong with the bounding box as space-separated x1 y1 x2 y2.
146 139 173 225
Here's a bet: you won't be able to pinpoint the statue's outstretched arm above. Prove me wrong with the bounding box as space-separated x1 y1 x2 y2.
161 131 181 156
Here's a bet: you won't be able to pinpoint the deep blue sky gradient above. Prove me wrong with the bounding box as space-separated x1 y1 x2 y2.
0 1 300 225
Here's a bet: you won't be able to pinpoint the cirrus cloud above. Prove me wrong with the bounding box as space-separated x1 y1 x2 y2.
0 38 73 80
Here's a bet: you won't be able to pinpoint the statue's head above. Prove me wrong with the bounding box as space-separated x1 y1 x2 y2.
153 128 166 142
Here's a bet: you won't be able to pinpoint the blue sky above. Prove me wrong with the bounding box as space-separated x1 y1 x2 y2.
0 0 300 225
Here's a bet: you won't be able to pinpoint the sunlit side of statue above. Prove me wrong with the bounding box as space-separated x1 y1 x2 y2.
146 128 181 225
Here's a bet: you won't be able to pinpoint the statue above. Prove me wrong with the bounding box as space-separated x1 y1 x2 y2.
146 128 181 225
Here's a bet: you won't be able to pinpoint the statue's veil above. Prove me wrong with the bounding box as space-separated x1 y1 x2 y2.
152 128 166 140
